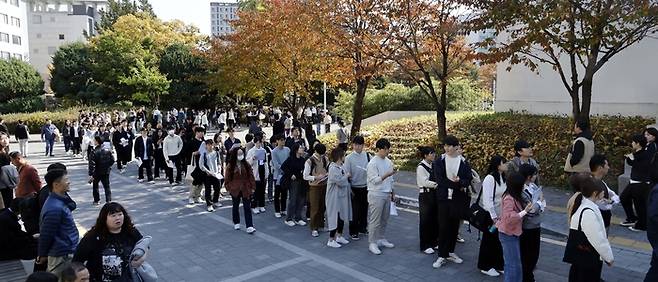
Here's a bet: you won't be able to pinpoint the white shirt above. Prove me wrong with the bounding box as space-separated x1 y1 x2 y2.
569 198 614 263
323 114 332 125
481 175 507 219
416 160 437 191
142 137 148 160
162 134 183 159
228 110 235 120
367 155 394 196
218 113 226 124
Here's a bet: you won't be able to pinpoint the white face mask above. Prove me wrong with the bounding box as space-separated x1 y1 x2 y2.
237 155 244 161
168 130 175 136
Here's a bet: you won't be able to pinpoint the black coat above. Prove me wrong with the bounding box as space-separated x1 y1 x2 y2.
69 126 84 139
133 136 154 160
432 155 473 202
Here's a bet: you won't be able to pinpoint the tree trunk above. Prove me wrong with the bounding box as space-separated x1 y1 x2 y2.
580 74 593 125
350 77 370 137
438 77 448 140
570 89 581 122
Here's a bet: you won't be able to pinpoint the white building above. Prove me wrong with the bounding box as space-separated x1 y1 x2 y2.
210 1 238 37
0 0 29 61
495 37 658 119
26 0 106 88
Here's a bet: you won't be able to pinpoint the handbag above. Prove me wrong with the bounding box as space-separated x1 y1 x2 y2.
468 177 496 232
563 208 601 268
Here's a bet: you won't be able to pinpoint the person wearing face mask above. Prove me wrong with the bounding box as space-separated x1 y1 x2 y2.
282 143 307 226
225 147 257 234
200 139 223 212
304 143 329 237
163 127 184 187
247 134 269 214
134 128 155 184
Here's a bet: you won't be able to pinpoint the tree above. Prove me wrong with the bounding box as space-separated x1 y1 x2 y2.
50 42 93 101
389 0 474 139
98 0 156 32
119 59 170 106
472 0 658 122
0 59 44 103
238 0 266 11
159 43 209 108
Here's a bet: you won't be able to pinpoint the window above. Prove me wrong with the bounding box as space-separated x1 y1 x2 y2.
11 17 20 27
0 51 10 60
10 0 19 6
58 34 64 40
12 35 21 45
1 14 8 25
12 53 22 60
0 32 8 43
33 15 42 24
47 46 56 55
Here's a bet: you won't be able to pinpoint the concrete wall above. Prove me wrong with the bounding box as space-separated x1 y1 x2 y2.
0 0 29 61
495 37 658 120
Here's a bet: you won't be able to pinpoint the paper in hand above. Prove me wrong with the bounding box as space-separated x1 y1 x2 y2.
167 160 174 168
390 201 398 216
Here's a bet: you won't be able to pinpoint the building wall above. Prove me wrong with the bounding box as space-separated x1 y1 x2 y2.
495 37 658 119
0 0 29 61
210 2 238 37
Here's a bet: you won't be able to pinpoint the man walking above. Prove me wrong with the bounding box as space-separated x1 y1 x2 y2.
345 135 370 241
14 120 30 156
41 119 58 157
134 128 155 184
37 169 79 279
366 138 396 255
88 137 114 205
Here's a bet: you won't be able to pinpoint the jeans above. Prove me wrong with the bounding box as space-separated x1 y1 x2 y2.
232 192 253 227
274 184 288 213
72 137 82 155
92 174 111 203
500 233 522 282
286 179 306 221
349 187 368 236
138 159 153 181
63 136 71 152
45 138 55 156
367 193 390 244
204 176 221 206
267 174 274 201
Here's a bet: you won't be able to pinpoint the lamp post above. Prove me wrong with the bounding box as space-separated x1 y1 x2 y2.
323 81 327 112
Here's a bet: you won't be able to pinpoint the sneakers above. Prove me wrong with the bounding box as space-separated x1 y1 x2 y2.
456 235 465 243
138 179 144 183
296 220 307 226
311 230 319 237
350 234 360 241
432 257 446 268
214 202 223 207
252 208 260 214
188 198 195 204
259 207 266 212
234 224 240 230
148 180 155 184
447 253 463 264
423 248 435 255
629 226 645 232
281 211 287 216
621 220 636 227
207 206 215 212
275 212 282 218
327 240 342 248
336 236 349 244
246 227 256 234
196 197 203 203
369 243 382 255
92 202 100 206
378 239 394 248
284 220 296 227
481 268 500 277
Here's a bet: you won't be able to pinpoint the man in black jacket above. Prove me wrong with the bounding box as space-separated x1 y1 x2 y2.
621 134 652 231
112 121 133 173
134 127 154 184
88 136 115 205
14 120 30 157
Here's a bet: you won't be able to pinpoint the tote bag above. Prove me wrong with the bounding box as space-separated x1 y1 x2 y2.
563 208 601 268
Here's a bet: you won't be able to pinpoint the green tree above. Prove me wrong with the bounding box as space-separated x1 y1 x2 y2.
159 43 209 108
0 59 44 103
50 42 93 101
98 0 156 32
119 60 170 106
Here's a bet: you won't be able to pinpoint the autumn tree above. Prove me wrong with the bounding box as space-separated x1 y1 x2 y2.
472 0 658 122
389 0 473 139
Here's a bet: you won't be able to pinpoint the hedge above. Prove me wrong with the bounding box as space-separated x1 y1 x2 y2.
1 108 83 135
318 112 655 189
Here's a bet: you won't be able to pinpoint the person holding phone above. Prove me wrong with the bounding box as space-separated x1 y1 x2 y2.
366 138 397 255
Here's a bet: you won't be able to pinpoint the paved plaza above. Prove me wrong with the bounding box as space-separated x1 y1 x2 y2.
12 133 652 282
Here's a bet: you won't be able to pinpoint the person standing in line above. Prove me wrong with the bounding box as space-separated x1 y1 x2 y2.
432 135 472 268
188 127 207 204
70 121 84 158
37 169 79 279
284 114 293 137
366 138 396 255
508 140 540 184
344 136 370 241
273 115 285 137
271 135 290 218
88 136 115 205
282 144 307 227
304 143 329 237
9 151 42 198
227 109 236 129
225 147 257 234
14 120 30 156
325 148 352 248
285 127 308 150
477 155 507 277
41 119 58 157
323 111 332 134
645 127 658 158
519 164 545 282
134 128 155 184
163 127 184 187
589 154 619 232
565 177 614 282
564 119 595 175
62 120 72 156
152 123 167 180
621 133 652 231
200 139 223 212
224 127 242 150
416 146 439 254
112 122 133 174
336 121 349 151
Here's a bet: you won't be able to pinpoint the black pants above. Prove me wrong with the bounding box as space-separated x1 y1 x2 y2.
419 190 439 251
154 148 166 178
600 209 612 228
274 184 287 213
72 137 82 155
568 261 602 282
252 165 266 208
329 213 345 237
166 155 183 183
204 176 221 206
437 201 460 258
92 174 111 203
63 136 71 152
138 159 153 181
286 180 306 221
349 187 368 236
478 229 504 271
1 188 13 209
646 251 658 282
520 227 541 282
621 182 650 230
232 192 253 227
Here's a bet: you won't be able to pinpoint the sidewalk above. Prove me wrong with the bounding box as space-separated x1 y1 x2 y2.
391 170 652 253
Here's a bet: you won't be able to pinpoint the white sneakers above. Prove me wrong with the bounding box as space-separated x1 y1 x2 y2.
368 243 382 255
284 220 296 227
252 208 260 214
377 239 394 248
447 253 463 264
335 236 349 244
138 179 144 183
311 230 319 237
234 224 241 230
296 220 307 226
456 234 465 243
207 206 215 212
274 212 281 218
259 207 266 212
432 257 446 268
423 248 435 255
433 253 463 269
327 240 341 248
480 268 500 277
246 227 256 234
148 180 155 184
188 198 195 204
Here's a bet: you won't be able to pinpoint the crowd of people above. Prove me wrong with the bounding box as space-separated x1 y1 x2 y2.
0 106 657 282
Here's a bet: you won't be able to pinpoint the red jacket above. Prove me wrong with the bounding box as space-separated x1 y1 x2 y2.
16 164 41 198
224 163 255 199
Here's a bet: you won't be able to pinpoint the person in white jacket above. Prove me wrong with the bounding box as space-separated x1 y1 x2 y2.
247 134 269 214
566 177 614 281
162 127 184 186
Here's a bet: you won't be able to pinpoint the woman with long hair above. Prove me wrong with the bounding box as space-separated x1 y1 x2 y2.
224 147 256 234
478 155 507 277
496 173 533 282
73 202 146 282
282 143 307 226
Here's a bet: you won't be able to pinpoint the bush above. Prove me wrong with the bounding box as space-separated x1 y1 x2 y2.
0 59 44 102
0 96 45 114
318 112 654 188
1 108 84 135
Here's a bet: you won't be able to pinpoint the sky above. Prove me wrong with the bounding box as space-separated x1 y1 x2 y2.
149 0 238 35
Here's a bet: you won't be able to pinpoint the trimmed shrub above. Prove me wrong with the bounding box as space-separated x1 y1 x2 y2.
0 96 46 114
1 108 83 135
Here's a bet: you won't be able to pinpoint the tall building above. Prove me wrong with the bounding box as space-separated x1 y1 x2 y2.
0 0 30 61
26 0 106 89
210 1 238 37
